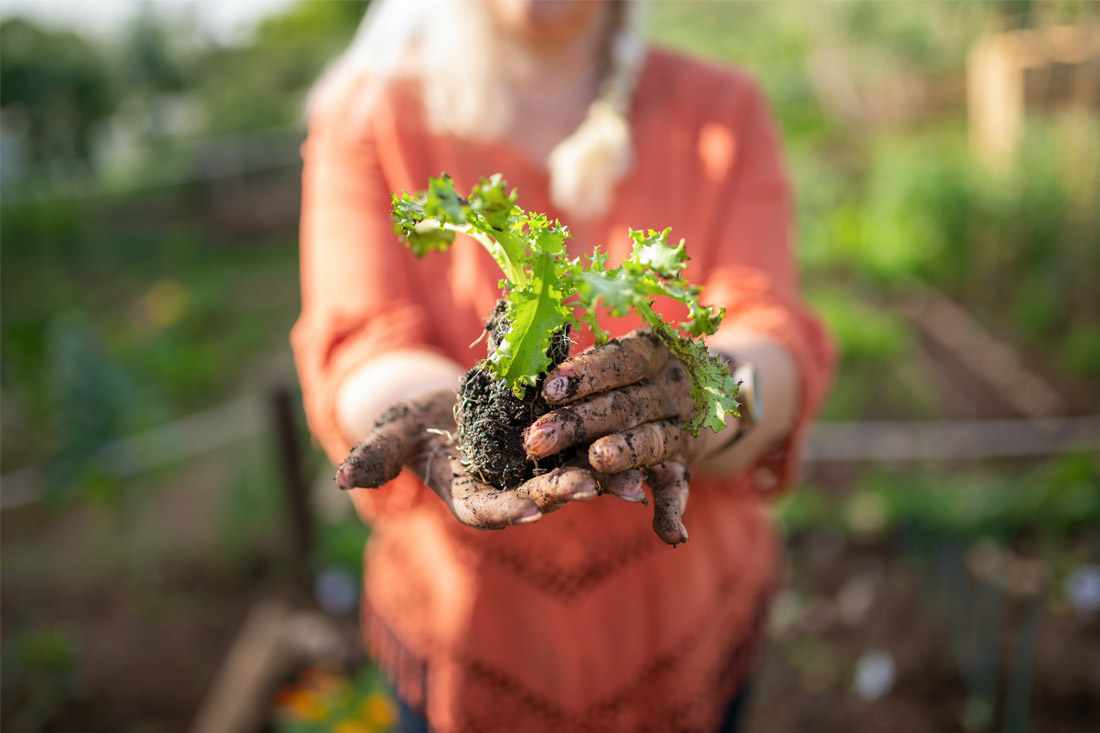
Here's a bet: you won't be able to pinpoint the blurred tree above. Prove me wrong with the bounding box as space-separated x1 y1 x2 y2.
992 0 1099 28
120 3 193 141
0 18 118 167
123 3 188 95
994 0 1034 28
194 0 370 134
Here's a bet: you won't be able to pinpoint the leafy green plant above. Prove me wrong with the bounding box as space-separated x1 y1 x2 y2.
392 174 740 434
1 627 80 731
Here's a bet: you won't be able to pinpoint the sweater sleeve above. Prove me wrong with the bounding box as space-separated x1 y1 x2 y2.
698 75 836 495
290 87 445 466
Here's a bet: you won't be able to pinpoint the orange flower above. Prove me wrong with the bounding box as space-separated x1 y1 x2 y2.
334 719 373 733
359 692 398 729
277 689 329 721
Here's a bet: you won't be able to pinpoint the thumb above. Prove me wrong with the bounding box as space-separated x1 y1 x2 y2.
336 402 426 489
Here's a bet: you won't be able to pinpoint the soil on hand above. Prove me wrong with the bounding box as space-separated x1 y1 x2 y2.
456 300 575 489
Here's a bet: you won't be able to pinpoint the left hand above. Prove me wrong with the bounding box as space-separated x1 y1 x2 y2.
335 389 647 530
523 328 739 545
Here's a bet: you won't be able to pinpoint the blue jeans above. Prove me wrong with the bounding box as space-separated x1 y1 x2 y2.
396 695 430 733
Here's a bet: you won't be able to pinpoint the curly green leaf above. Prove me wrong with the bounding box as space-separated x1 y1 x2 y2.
490 253 571 396
638 302 741 435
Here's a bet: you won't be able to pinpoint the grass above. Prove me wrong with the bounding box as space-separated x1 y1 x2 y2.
777 453 1100 543
804 283 942 420
1 182 302 477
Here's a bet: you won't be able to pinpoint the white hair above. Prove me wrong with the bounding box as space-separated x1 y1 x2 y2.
309 0 646 220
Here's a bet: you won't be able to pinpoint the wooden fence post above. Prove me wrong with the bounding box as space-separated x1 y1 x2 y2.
271 383 313 591
968 23 1100 169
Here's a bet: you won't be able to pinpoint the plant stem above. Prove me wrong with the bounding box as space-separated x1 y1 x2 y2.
435 221 529 289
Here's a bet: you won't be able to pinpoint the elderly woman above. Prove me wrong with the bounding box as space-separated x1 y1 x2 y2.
291 1 833 730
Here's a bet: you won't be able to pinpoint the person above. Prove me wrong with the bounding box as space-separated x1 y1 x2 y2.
291 1 834 730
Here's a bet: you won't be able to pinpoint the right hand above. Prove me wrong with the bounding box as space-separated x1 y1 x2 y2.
334 389 647 529
523 328 716 545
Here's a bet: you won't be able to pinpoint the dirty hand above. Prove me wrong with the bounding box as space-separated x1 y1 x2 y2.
524 328 735 545
334 389 645 529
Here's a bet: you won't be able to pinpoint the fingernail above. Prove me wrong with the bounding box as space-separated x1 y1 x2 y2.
334 463 356 490
524 424 557 458
511 508 542 526
569 488 599 502
620 485 647 503
679 523 690 543
589 443 625 474
544 375 574 402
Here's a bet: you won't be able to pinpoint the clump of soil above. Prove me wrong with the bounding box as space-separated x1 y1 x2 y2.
456 300 575 489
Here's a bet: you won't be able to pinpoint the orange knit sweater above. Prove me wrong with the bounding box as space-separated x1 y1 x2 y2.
292 48 834 732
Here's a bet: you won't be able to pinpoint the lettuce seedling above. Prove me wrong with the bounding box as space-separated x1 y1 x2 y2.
392 174 740 486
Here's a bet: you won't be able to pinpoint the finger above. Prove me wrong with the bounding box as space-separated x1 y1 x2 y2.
446 455 542 529
513 465 599 512
647 461 690 546
595 467 647 504
336 403 423 489
588 419 684 474
570 454 647 504
543 328 669 404
336 391 456 489
525 361 693 459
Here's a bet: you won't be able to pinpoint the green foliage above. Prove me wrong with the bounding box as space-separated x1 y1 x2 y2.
0 18 118 164
0 184 301 474
121 4 189 96
192 0 369 135
860 454 1100 541
804 286 935 420
793 119 1099 383
577 229 738 431
652 0 1099 387
313 516 372 575
0 0 1095 553
779 454 1100 541
42 315 143 499
806 288 911 363
392 175 569 392
1 627 80 731
216 434 297 565
493 251 568 390
392 175 740 433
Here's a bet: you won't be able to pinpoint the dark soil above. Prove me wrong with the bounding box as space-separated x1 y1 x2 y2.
455 300 575 489
745 527 1100 733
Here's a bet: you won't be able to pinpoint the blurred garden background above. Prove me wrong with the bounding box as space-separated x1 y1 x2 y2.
1 1 1098 731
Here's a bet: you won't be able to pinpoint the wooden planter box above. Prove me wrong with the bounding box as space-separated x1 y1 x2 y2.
968 23 1100 168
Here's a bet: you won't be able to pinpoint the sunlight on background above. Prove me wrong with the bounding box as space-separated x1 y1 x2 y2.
0 0 297 43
